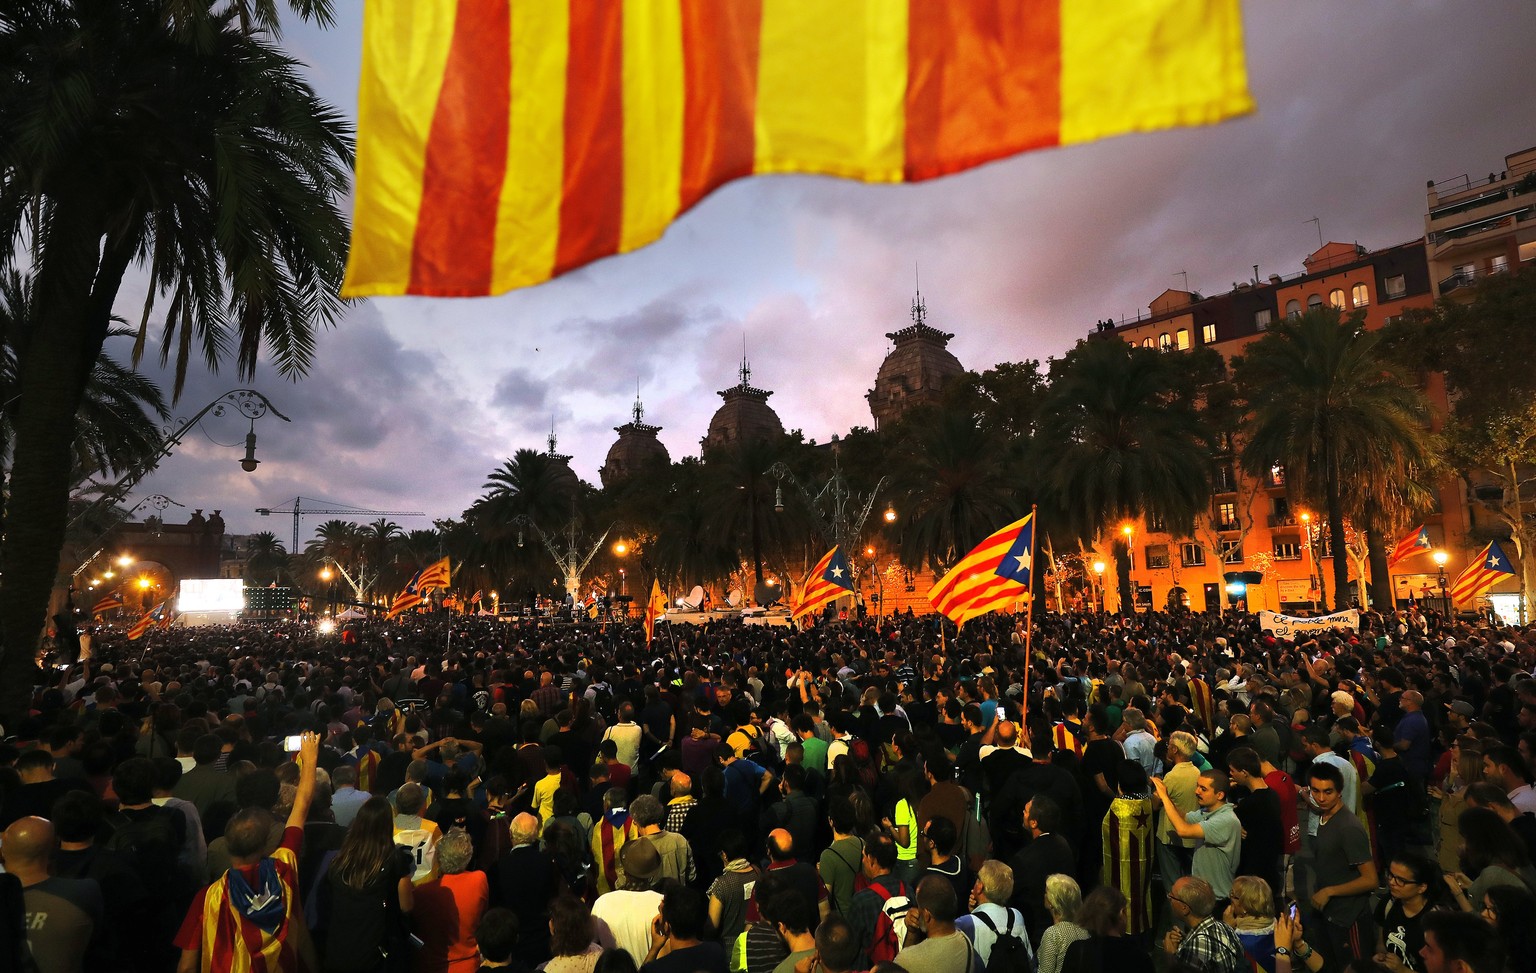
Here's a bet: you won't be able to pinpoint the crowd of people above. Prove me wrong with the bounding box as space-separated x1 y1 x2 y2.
2 602 1534 973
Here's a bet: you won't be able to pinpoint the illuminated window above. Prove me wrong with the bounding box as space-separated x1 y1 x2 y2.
1159 332 1172 350
1175 328 1189 350
1492 255 1509 275
1142 337 1154 348
1202 323 1217 343
1328 289 1345 309
1351 283 1369 307
1217 501 1238 529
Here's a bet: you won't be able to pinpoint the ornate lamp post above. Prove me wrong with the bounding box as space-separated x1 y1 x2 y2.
1433 549 1450 616
1121 522 1136 613
1093 560 1107 613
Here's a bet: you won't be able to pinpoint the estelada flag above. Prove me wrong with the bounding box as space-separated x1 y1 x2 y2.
91 593 123 614
415 557 452 591
791 546 855 620
125 601 166 641
388 568 426 619
1388 525 1432 568
645 579 669 644
344 0 1253 297
1449 541 1516 604
928 511 1035 625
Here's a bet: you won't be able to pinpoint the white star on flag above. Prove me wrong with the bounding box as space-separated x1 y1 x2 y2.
830 565 844 579
1015 551 1031 572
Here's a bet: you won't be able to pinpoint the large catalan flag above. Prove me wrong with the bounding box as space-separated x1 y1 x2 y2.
1449 541 1516 604
415 556 452 591
792 547 856 621
1388 525 1433 568
91 592 124 615
388 568 425 618
125 601 167 641
928 512 1035 625
344 0 1254 298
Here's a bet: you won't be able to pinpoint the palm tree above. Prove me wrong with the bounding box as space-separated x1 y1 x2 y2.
1034 339 1217 612
1233 308 1435 610
0 1 351 721
886 405 1017 574
474 449 578 527
245 531 288 585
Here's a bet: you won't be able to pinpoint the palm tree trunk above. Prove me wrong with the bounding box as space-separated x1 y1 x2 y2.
1325 476 1350 612
0 211 128 725
1364 501 1393 611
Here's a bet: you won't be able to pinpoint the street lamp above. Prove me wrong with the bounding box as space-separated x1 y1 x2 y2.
1433 549 1450 615
1121 523 1136 612
613 540 629 556
1299 511 1318 610
1092 560 1106 613
883 504 897 523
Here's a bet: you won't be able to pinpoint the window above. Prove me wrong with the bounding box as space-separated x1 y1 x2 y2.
1159 332 1172 351
1272 496 1291 519
1328 288 1346 309
1220 540 1243 565
1142 337 1154 348
1175 328 1189 351
1454 262 1475 282
1217 501 1238 529
1202 323 1218 343
1352 283 1369 307
1214 466 1236 492
1286 299 1302 318
1254 308 1272 330
1273 540 1302 561
1268 464 1286 487
1492 255 1510 274
1385 275 1407 299
1180 543 1206 567
1148 513 1167 533
1307 293 1323 310
1146 545 1171 570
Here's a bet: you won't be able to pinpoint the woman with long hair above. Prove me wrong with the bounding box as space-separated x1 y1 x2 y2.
317 796 415 972
885 763 930 887
1449 807 1536 911
1430 736 1482 872
540 894 603 972
1480 884 1536 972
1059 885 1155 973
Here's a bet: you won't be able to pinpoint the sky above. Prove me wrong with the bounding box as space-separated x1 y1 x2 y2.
113 0 1536 546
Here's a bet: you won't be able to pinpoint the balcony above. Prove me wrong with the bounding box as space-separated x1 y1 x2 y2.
1440 262 1512 295
1429 207 1533 253
1216 521 1241 533
1268 513 1299 528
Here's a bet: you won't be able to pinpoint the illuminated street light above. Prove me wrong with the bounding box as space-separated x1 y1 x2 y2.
883 505 897 523
1433 549 1450 615
613 540 629 556
118 555 134 567
320 567 333 581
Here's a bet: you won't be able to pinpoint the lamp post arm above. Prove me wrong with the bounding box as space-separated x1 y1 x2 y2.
69 389 290 532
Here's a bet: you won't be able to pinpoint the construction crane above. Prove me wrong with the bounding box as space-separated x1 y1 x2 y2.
256 496 427 553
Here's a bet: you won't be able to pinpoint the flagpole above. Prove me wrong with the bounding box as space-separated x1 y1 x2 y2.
1022 505 1038 730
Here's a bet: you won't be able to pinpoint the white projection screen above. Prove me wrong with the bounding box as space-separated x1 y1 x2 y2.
178 578 245 625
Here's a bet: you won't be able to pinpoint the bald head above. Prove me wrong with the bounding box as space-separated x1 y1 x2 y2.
1 817 55 871
767 828 795 861
509 812 540 846
995 721 1018 748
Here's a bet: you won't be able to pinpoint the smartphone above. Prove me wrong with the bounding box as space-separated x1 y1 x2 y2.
1288 903 1299 921
283 735 304 752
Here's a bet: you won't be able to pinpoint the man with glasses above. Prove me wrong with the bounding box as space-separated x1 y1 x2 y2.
1303 762 1378 973
1162 876 1246 973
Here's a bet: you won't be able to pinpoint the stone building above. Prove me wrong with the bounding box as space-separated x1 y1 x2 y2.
866 292 965 429
600 395 670 487
703 358 784 452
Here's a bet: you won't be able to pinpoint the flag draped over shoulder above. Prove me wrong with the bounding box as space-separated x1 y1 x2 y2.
645 580 669 644
344 0 1254 298
792 547 855 621
1387 525 1432 568
1449 541 1516 604
928 512 1035 625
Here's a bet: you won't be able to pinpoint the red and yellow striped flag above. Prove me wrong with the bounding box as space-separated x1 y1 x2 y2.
344 0 1253 297
416 557 452 592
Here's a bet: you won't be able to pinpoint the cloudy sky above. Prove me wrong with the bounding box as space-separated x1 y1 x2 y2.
115 0 1536 544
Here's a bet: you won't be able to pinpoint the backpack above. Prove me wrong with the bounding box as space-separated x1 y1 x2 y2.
975 908 1035 973
590 684 616 721
864 878 912 964
847 738 879 789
